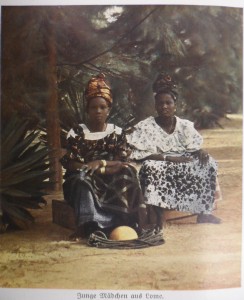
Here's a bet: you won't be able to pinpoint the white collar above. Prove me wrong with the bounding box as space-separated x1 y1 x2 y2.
79 123 122 140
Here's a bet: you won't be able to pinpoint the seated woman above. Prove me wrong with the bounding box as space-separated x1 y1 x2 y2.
127 73 221 227
60 74 147 240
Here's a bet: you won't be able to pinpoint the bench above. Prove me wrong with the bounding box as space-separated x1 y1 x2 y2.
52 199 75 230
52 163 221 229
52 199 200 230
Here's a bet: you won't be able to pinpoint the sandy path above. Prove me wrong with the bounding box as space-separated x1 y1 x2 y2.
0 114 242 292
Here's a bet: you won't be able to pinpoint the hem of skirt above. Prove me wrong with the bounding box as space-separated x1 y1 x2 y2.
100 203 139 214
77 217 115 229
145 202 214 214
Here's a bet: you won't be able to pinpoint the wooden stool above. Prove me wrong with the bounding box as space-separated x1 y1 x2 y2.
52 200 75 230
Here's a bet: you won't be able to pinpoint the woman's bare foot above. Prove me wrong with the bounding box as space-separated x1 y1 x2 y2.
69 226 85 241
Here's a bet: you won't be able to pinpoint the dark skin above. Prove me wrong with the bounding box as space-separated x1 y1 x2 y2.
145 93 209 167
66 96 129 175
67 97 149 239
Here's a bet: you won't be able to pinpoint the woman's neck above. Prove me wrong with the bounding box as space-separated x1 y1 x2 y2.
87 121 107 132
156 115 175 126
155 116 176 134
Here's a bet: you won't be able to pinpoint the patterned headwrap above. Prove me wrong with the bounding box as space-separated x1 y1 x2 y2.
152 72 178 101
84 73 113 105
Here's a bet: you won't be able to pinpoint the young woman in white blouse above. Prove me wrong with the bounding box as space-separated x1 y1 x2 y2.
127 73 221 227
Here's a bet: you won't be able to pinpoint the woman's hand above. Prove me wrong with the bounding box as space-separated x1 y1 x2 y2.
79 160 102 175
79 160 128 175
145 154 166 161
79 160 131 176
144 153 193 163
166 156 193 163
194 149 209 166
100 161 128 175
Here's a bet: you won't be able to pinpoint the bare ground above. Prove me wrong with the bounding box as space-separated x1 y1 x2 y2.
0 114 242 291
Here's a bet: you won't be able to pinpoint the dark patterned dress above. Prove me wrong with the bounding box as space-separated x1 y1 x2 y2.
60 124 143 230
127 116 218 214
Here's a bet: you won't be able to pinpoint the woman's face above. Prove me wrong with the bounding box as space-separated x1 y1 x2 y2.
87 97 111 124
155 93 176 118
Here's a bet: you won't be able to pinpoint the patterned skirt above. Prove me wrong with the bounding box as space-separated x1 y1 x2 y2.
63 165 143 229
139 156 218 214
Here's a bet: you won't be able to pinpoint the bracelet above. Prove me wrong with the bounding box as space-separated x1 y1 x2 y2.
100 167 106 174
101 160 107 167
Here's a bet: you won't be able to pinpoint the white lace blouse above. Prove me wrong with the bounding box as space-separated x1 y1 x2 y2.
126 116 203 160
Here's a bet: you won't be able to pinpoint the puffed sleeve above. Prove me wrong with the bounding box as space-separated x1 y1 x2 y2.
182 120 203 152
126 117 157 160
114 128 131 161
60 127 85 169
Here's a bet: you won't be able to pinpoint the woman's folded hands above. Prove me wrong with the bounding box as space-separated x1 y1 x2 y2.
79 160 130 175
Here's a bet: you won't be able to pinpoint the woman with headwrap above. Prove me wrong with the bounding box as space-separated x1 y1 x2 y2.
60 74 147 240
127 73 221 227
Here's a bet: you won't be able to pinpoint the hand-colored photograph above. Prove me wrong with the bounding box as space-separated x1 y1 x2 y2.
0 1 243 300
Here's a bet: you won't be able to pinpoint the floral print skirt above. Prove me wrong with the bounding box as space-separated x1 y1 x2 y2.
139 156 218 214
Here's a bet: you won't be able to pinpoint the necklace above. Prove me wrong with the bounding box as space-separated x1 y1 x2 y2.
167 117 175 134
156 116 175 134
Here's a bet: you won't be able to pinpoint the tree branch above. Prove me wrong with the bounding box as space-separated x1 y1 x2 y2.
58 7 159 67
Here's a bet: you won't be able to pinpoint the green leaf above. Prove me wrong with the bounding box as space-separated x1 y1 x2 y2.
0 114 52 230
18 141 41 161
2 201 35 223
2 188 33 198
1 131 41 169
1 170 51 188
13 131 40 158
1 120 28 156
3 196 47 209
1 148 50 176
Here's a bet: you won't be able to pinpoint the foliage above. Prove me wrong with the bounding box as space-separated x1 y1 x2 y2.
1 5 243 130
0 115 52 233
0 5 242 231
163 6 243 128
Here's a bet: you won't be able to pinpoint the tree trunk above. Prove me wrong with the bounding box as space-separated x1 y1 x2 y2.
46 12 62 191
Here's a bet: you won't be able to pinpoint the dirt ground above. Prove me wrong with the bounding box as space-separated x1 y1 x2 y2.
0 114 242 294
